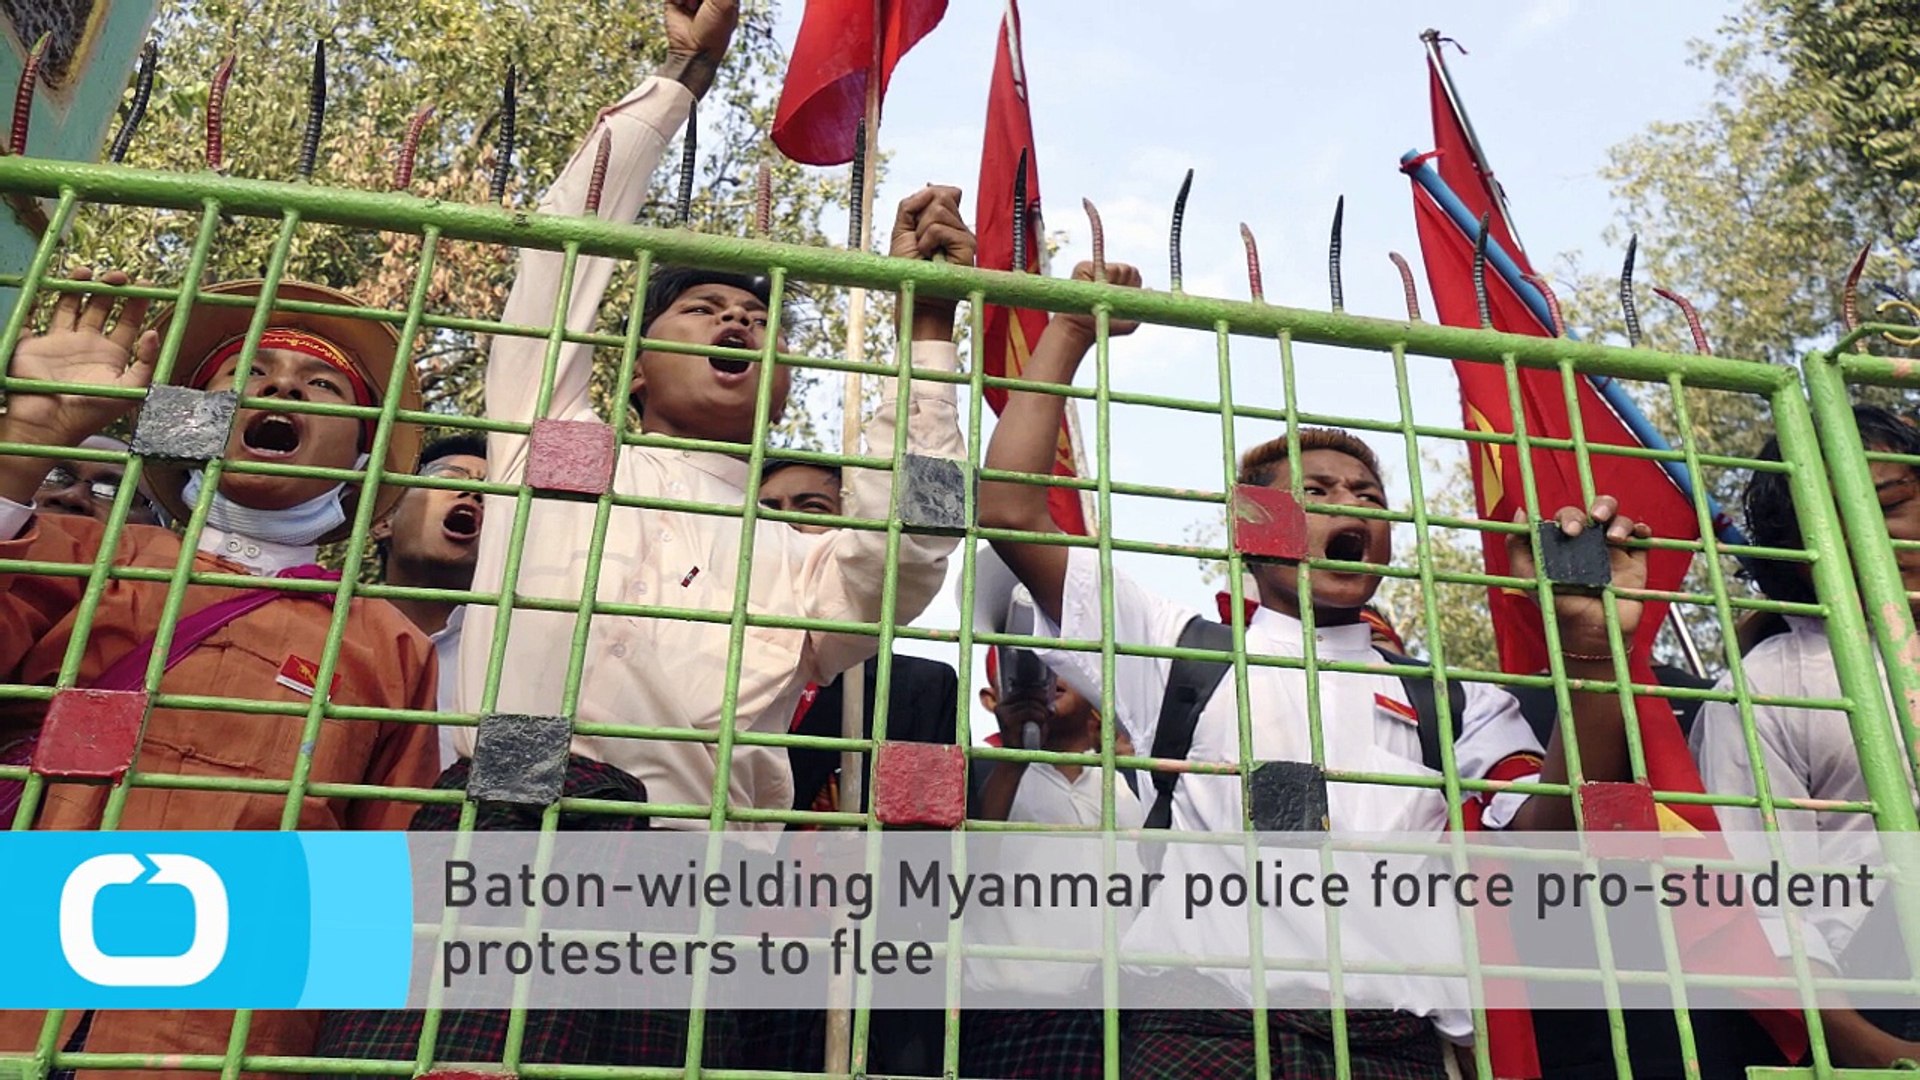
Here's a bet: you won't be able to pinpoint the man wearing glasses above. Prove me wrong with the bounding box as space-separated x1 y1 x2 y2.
370 432 487 767
34 435 163 527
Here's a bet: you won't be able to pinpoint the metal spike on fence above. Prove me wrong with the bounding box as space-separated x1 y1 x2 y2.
297 41 326 180
1471 212 1492 329
1012 147 1029 273
108 41 158 164
489 64 515 204
1389 252 1422 322
393 103 434 190
1521 273 1566 336
1621 234 1643 347
1328 195 1346 312
9 33 49 156
1652 287 1711 354
847 116 867 250
754 161 772 238
1240 223 1264 302
1169 168 1193 292
1842 241 1872 350
1083 198 1106 283
206 54 236 171
584 129 612 215
676 98 697 226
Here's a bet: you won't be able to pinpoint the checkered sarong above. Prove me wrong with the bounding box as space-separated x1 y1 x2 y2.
311 756 738 1077
1123 1007 1446 1080
961 1009 1107 1079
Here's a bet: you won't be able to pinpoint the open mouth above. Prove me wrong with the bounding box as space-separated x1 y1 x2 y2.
442 503 481 542
240 412 302 458
709 329 753 376
1323 528 1369 565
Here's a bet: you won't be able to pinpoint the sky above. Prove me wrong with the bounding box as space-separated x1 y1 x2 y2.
766 0 1737 738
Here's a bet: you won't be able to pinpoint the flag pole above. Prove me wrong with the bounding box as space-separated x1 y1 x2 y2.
1420 28 1531 261
828 10 886 1074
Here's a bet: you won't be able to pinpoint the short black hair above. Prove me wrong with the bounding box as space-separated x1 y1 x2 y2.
640 266 775 335
1744 403 1920 604
760 458 842 485
420 431 487 470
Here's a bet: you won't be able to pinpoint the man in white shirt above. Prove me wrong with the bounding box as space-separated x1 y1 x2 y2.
978 258 1656 1079
1692 403 1920 1068
448 8 971 829
371 432 486 769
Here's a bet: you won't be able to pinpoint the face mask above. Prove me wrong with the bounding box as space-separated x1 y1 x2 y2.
179 452 370 547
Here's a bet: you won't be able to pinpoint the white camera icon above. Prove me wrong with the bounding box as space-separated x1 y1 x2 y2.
59 854 229 987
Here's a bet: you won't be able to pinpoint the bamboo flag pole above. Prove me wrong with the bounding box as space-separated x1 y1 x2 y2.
827 8 886 1075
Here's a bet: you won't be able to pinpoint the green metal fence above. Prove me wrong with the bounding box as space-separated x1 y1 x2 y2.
0 155 1918 1080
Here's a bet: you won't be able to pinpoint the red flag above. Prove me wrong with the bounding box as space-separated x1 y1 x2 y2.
1410 45 1808 1066
772 0 947 166
975 0 1088 535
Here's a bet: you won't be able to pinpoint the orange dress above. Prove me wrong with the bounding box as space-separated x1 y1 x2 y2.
0 514 441 1080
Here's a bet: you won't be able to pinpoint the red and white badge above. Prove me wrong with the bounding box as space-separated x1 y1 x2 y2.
1374 692 1419 727
277 654 341 699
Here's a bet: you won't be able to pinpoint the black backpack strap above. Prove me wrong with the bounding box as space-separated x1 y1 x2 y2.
1377 647 1469 773
1145 616 1237 830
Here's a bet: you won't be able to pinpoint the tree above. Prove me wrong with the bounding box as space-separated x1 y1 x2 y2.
66 0 888 448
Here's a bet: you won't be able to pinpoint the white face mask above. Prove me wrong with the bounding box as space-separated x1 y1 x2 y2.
179 452 371 547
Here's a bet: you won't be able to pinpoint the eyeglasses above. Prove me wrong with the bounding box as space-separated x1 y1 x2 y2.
419 462 486 483
38 466 122 504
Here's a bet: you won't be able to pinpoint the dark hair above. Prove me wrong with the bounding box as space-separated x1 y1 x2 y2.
1744 403 1920 604
1238 428 1385 489
640 266 775 335
420 431 487 470
760 458 842 485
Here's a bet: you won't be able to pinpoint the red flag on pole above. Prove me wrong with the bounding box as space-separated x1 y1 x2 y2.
771 0 948 166
975 0 1089 535
1408 36 1808 1067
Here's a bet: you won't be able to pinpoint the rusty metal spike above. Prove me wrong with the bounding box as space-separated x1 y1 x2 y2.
393 103 435 190
1621 234 1642 347
1651 286 1711 355
676 98 697 226
754 161 772 238
108 41 158 164
1328 195 1345 312
1389 252 1422 322
1083 198 1106 283
847 115 867 250
1471 212 1492 329
205 54 236 171
1842 241 1872 353
1169 168 1193 292
489 63 516 203
10 33 48 155
1521 273 1565 336
1240 223 1264 302
1012 146 1029 274
297 41 326 179
584 129 613 214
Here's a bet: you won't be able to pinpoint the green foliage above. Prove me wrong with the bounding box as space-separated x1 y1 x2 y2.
67 0 887 450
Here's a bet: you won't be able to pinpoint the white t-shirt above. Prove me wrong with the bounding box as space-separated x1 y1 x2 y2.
1031 548 1544 1040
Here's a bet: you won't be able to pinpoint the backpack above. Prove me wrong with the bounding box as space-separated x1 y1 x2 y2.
1143 616 1469 831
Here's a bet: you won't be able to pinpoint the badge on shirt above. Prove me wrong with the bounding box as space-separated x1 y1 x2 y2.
277 654 341 699
1374 692 1419 727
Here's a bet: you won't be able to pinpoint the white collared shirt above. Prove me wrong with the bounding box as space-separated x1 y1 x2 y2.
1031 547 1543 1040
431 605 465 770
454 77 964 829
0 499 315 576
1691 616 1914 968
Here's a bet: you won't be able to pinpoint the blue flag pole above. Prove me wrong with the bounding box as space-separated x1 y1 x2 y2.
1401 150 1748 549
